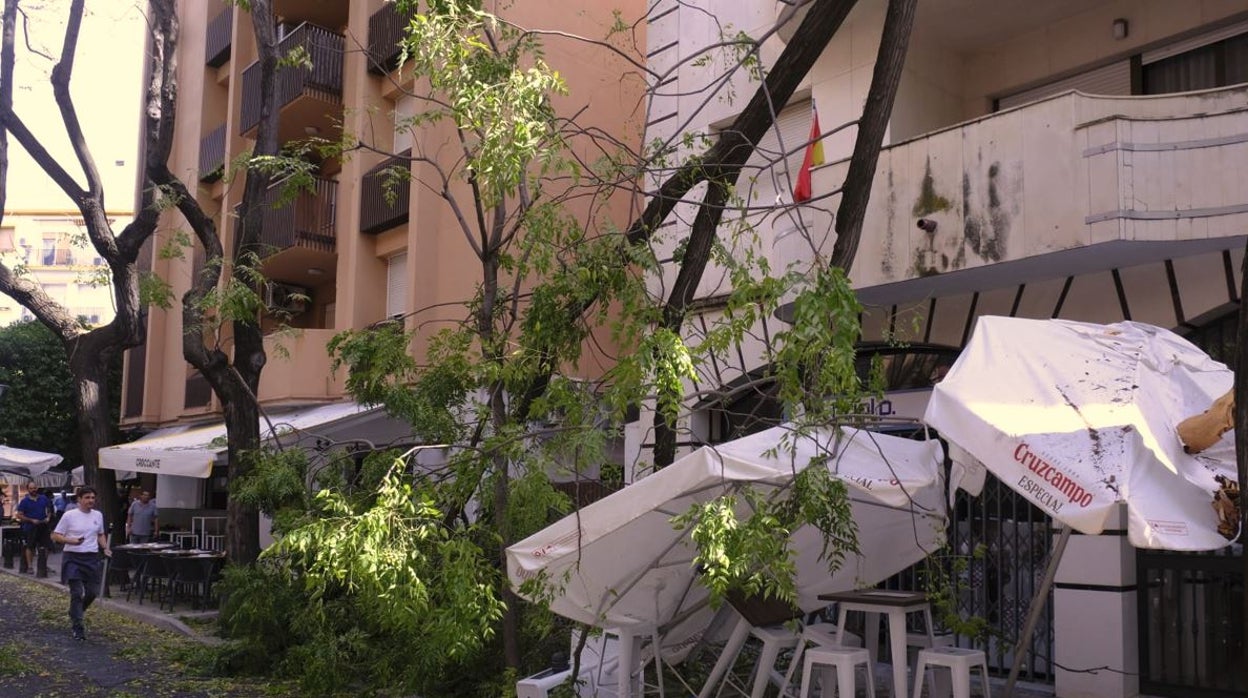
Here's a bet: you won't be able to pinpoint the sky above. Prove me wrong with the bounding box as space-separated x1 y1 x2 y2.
5 0 147 213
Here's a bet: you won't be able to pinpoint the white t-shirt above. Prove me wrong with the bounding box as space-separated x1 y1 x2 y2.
54 508 106 553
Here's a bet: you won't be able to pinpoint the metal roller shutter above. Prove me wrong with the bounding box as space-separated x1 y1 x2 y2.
996 60 1132 111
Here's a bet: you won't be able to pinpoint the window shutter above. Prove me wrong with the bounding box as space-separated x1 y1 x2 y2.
742 100 814 203
386 252 408 318
996 60 1131 111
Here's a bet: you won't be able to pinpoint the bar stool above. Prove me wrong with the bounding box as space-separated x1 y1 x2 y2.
744 625 801 698
912 646 990 698
799 647 875 698
779 622 862 695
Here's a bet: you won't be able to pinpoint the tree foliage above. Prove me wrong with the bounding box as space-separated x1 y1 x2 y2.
0 319 120 466
217 0 917 694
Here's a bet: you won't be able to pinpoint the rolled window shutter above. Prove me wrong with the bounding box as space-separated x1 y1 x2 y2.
996 60 1131 111
386 252 408 318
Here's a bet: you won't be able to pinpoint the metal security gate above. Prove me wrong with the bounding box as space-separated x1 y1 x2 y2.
1138 549 1245 697
882 469 1055 683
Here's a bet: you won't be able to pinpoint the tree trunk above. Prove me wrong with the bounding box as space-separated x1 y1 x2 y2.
828 0 916 272
67 334 119 542
222 379 262 563
1234 242 1248 674
651 0 915 468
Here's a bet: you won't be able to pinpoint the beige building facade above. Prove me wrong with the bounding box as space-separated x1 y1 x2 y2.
637 2 1248 698
120 3 645 523
0 211 121 328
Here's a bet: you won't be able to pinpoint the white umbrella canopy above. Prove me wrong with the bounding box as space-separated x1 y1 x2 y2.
0 445 64 483
507 424 946 656
925 316 1237 551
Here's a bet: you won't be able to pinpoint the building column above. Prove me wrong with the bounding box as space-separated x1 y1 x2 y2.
1053 505 1139 698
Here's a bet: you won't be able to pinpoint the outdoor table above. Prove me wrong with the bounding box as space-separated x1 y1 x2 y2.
818 589 935 698
115 542 177 551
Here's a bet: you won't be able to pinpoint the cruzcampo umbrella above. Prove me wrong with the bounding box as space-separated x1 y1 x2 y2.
924 316 1237 552
507 423 946 693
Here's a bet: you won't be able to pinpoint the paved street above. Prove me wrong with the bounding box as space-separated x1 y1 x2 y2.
0 571 284 697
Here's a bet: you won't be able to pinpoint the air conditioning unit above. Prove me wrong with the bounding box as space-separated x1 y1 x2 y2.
264 282 308 314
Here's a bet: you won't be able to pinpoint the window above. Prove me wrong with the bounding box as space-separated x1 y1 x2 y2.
1142 30 1248 95
44 284 68 302
41 237 56 265
386 252 408 318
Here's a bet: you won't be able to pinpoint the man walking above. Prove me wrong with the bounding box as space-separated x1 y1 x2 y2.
125 489 159 544
14 482 52 574
52 487 110 641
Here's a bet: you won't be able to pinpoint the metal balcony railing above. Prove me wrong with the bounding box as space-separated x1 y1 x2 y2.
204 5 233 68
367 2 415 75
239 23 344 134
198 124 227 183
359 149 411 234
249 176 338 254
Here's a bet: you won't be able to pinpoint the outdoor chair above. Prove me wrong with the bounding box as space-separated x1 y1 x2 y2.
106 548 137 597
167 555 226 611
135 553 172 606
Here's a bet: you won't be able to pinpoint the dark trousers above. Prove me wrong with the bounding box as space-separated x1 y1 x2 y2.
62 552 101 633
67 579 97 632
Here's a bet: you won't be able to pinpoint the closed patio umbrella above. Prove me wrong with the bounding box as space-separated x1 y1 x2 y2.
507 424 946 697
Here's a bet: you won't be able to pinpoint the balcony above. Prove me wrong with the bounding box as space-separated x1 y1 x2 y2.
204 5 233 68
359 150 411 234
257 176 338 254
198 124 226 183
367 2 415 75
805 85 1248 306
257 329 346 404
239 23 344 139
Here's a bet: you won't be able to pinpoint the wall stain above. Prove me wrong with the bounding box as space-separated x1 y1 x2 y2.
881 170 896 276
962 157 1011 264
985 162 1009 261
912 155 952 217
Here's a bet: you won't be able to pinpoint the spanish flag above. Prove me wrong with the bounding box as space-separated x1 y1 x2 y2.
793 101 823 203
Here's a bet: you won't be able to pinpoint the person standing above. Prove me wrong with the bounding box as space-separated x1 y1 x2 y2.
52 486 110 641
125 490 159 544
14 482 52 574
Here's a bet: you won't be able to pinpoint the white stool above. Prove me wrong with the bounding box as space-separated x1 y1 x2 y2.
779 622 862 695
912 647 990 698
746 625 801 698
799 647 875 698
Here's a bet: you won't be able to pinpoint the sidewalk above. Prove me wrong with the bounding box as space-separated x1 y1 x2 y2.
0 547 218 641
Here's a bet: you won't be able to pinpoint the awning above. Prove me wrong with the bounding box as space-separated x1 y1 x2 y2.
99 402 407 478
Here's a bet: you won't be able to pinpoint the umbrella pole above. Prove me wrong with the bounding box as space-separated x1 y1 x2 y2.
1004 525 1071 698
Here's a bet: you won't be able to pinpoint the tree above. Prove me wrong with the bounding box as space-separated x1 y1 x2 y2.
0 0 183 538
0 319 121 465
215 0 919 694
147 0 284 565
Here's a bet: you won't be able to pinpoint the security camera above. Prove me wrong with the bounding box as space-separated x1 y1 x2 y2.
916 218 938 233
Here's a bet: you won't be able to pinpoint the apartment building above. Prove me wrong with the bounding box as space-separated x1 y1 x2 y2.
116 3 644 525
0 211 120 327
636 2 1248 697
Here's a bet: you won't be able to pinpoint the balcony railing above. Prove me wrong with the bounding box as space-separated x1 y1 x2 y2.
240 23 344 134
204 5 233 68
808 85 1248 298
367 2 415 75
258 329 346 403
198 123 226 183
360 149 411 234
254 176 338 254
